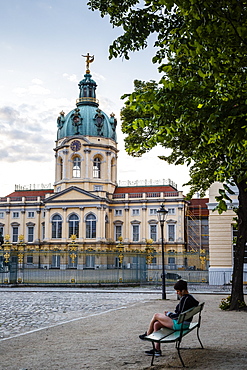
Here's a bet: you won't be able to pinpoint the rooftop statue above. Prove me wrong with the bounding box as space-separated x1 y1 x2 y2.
82 53 94 73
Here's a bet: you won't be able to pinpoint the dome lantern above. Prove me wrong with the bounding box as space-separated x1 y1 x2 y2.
56 54 117 142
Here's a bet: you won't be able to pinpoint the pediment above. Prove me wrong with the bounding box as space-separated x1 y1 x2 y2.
44 186 102 203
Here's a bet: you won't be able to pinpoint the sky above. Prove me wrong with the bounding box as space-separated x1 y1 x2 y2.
0 0 190 197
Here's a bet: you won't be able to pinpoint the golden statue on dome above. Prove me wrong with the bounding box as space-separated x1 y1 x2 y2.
82 53 94 73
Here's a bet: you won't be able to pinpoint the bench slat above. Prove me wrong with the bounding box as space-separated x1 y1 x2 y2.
144 322 198 343
160 322 198 343
145 327 174 341
177 302 204 324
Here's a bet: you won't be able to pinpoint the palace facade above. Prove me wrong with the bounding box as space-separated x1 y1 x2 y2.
0 59 199 278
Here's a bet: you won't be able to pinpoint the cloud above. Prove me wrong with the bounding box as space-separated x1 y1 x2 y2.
97 95 117 115
0 105 56 163
93 72 106 82
28 85 50 95
63 73 78 82
13 87 27 95
13 84 51 96
32 78 43 85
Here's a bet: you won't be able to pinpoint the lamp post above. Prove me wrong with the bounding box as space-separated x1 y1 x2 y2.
157 203 168 299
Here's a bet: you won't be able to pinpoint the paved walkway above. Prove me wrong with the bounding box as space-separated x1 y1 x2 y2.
0 289 161 340
0 285 233 339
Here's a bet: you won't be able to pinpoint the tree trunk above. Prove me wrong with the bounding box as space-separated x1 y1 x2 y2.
230 179 247 310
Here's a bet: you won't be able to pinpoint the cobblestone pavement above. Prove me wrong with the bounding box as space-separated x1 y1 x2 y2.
0 284 235 341
0 289 161 340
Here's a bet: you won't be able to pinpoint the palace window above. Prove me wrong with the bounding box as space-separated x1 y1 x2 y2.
0 212 4 218
68 214 79 238
168 208 175 215
115 225 122 241
168 256 176 264
12 226 18 242
168 224 175 242
13 212 19 218
86 214 96 239
94 185 103 191
42 223 45 240
115 209 122 216
52 255 60 268
149 209 157 216
93 157 101 178
52 214 62 239
28 211 35 218
27 226 34 242
132 209 140 216
150 224 157 242
132 224 140 242
27 255 33 264
73 156 81 178
86 255 95 268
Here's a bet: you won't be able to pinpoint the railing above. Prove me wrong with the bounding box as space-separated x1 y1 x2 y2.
76 97 99 104
128 193 143 198
25 196 39 201
164 192 179 197
146 192 161 198
112 194 125 199
113 191 179 199
118 178 178 188
0 196 46 203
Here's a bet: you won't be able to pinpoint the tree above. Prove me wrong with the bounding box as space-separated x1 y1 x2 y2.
88 0 247 310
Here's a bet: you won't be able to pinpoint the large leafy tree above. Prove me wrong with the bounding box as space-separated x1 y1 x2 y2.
88 0 247 310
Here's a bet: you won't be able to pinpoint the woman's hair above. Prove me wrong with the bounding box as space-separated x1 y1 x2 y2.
174 279 187 291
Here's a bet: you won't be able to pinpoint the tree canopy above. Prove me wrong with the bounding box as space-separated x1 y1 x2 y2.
88 0 247 310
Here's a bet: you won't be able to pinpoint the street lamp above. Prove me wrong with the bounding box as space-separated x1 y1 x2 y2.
157 203 168 299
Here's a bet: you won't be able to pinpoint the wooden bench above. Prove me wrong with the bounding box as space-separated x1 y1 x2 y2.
143 302 205 367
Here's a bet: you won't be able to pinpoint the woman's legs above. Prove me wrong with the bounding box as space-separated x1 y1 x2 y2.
147 313 173 335
147 313 174 351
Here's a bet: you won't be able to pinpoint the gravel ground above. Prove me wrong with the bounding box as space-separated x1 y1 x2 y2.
0 290 246 369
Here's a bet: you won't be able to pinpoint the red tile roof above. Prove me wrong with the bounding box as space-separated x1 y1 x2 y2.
114 185 177 194
6 189 54 197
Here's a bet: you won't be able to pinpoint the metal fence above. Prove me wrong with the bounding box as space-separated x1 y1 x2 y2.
0 249 210 286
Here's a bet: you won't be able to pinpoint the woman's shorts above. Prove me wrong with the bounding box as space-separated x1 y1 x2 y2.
172 320 190 331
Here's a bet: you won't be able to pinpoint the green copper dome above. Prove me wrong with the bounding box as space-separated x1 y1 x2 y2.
57 65 117 142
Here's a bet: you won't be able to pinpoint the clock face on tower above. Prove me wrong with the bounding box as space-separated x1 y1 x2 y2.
70 140 81 152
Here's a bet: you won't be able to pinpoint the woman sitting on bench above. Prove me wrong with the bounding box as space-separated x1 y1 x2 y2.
139 279 199 357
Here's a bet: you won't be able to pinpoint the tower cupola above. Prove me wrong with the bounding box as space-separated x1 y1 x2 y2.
56 54 117 141
77 53 98 107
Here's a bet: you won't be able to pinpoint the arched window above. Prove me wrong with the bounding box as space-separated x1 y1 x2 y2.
58 158 63 180
73 156 81 178
68 214 79 238
105 215 109 239
52 214 62 239
85 213 96 239
111 158 115 182
93 157 101 178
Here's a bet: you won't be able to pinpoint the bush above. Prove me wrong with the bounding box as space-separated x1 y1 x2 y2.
219 296 231 310
219 295 247 310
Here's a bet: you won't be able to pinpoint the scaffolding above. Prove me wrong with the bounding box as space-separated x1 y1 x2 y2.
186 206 202 252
